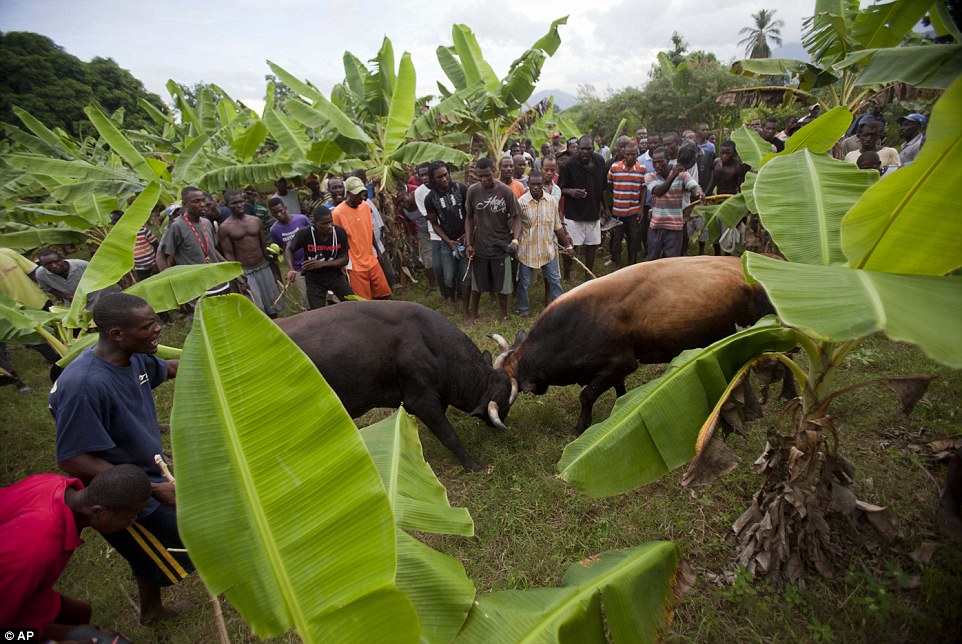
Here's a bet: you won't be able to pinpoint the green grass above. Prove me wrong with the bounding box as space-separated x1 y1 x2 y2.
2 255 961 642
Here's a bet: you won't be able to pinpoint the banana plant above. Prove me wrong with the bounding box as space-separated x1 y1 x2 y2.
729 0 962 110
557 73 962 582
272 39 471 193
435 17 568 159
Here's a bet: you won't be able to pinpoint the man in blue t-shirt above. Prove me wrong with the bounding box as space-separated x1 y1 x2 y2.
49 293 193 625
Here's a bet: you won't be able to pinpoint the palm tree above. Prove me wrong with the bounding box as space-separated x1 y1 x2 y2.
738 9 785 59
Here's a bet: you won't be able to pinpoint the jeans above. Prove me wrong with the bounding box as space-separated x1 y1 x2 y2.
431 239 449 298
434 239 469 294
517 258 564 314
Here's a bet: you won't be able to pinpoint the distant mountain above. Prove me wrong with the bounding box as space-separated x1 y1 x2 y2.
770 42 809 62
530 89 578 110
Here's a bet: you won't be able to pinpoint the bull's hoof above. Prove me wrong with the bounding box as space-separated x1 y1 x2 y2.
462 461 491 474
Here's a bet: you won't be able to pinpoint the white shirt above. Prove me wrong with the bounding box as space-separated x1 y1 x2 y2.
414 184 441 241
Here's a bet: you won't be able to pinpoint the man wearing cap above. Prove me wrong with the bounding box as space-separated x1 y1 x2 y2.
898 113 927 165
332 177 392 300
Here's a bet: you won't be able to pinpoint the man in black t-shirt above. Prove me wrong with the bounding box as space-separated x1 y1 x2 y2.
464 157 522 322
284 206 352 309
424 161 470 316
558 136 608 282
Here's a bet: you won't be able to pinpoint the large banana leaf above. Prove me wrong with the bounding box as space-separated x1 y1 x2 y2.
64 183 160 326
396 532 475 644
2 122 65 159
531 15 569 56
195 86 217 135
730 58 839 89
74 193 119 226
850 0 933 49
754 150 877 266
5 154 135 183
731 126 773 170
360 409 473 536
0 228 87 249
50 179 139 204
263 106 307 163
557 318 798 498
855 44 962 89
285 97 372 145
170 133 210 185
230 121 268 163
842 74 962 275
390 141 472 166
743 252 962 368
84 104 160 183
359 409 475 643
436 45 467 92
171 295 419 642
123 263 243 312
782 106 852 155
451 24 500 92
456 542 682 643
712 192 748 229
194 161 294 193
12 106 76 159
384 52 416 156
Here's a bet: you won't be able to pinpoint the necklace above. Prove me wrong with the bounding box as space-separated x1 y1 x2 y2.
184 217 211 262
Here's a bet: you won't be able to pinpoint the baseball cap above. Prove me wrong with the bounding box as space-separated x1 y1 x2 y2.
897 113 927 125
345 176 366 195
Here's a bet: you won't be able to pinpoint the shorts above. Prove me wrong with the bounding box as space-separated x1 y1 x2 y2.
347 265 392 300
306 272 354 309
686 216 709 243
472 256 513 294
565 219 601 246
416 227 432 267
102 504 193 586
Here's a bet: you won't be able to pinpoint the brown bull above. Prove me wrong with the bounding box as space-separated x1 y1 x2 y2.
491 256 776 433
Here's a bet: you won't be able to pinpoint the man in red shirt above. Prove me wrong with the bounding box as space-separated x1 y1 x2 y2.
0 465 150 640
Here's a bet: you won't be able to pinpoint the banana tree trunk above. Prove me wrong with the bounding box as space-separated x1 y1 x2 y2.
375 189 418 287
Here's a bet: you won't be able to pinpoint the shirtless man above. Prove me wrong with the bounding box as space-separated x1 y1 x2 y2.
706 141 747 197
705 141 748 255
218 189 282 317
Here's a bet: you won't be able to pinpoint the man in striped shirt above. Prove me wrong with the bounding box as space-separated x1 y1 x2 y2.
606 142 646 267
515 172 573 317
645 148 704 260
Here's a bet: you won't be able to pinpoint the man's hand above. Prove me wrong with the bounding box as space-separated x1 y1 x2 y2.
561 245 575 257
286 269 297 283
152 481 176 506
301 259 322 271
466 244 475 260
447 239 459 251
565 188 588 199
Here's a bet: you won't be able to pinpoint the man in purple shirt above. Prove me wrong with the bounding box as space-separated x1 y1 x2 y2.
269 197 311 308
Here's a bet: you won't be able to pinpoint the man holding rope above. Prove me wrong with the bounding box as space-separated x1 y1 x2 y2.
50 293 193 625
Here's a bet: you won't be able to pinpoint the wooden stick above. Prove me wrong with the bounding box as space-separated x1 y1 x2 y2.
271 279 290 308
462 257 473 282
154 454 230 644
557 244 597 280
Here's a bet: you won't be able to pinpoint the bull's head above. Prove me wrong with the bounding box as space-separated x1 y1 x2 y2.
472 349 518 431
487 331 542 396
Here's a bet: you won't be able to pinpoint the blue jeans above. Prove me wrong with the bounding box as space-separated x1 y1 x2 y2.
431 240 449 298
434 239 470 295
517 258 564 314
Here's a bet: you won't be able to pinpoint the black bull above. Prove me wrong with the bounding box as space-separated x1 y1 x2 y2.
276 300 517 471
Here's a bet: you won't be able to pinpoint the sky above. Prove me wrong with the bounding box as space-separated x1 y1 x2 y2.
1 0 815 113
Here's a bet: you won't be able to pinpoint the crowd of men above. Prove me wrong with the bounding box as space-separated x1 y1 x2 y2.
0 106 932 638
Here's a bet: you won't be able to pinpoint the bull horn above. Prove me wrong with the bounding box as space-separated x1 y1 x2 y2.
493 351 508 370
509 378 518 405
487 401 508 430
487 333 509 351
